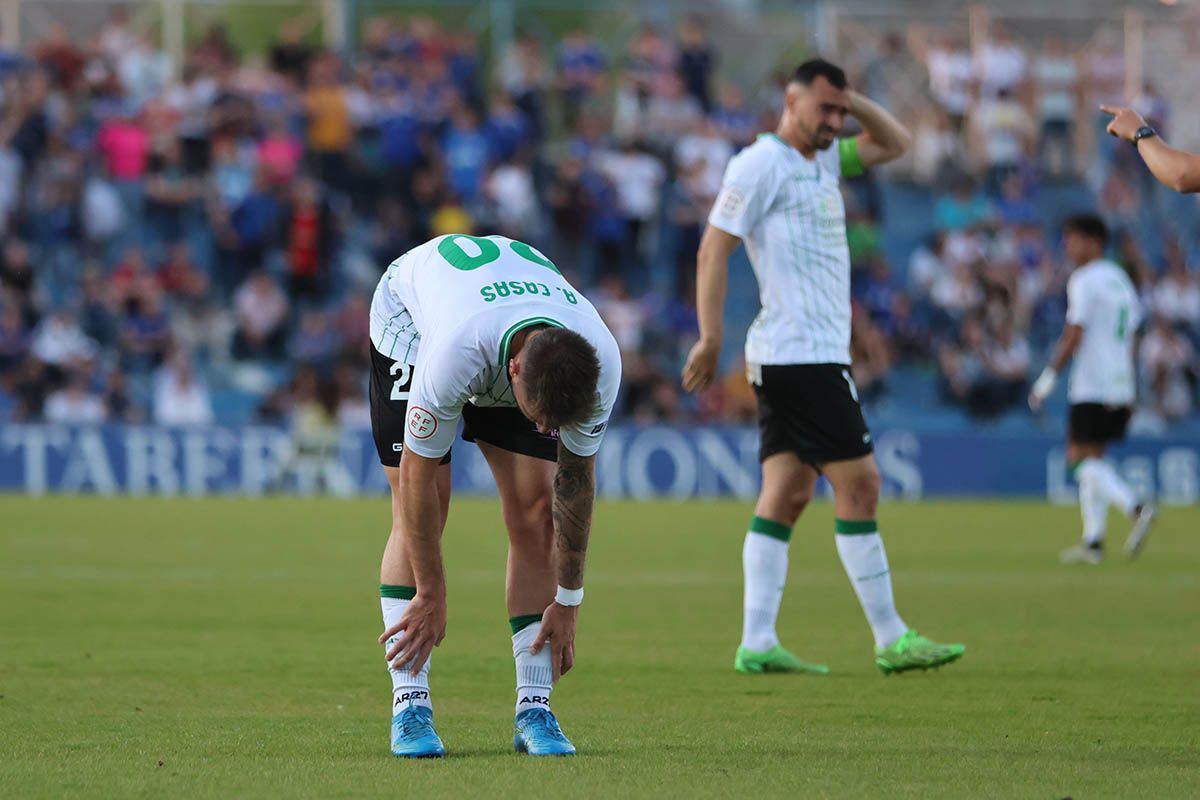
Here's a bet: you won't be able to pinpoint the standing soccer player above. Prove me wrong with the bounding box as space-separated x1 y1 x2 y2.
682 59 964 676
368 234 621 757
1029 214 1156 564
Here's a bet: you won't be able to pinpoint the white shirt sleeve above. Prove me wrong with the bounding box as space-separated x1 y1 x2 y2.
1065 271 1091 327
707 149 778 239
401 337 471 459
557 332 622 458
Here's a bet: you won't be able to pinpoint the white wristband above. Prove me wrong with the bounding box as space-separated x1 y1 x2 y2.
1031 367 1058 402
554 585 584 607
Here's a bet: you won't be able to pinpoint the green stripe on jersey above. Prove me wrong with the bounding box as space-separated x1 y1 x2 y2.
749 515 793 542
835 518 878 535
497 316 564 366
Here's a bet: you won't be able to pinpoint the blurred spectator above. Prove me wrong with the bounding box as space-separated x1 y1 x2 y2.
290 310 340 368
499 32 548 140
232 271 289 361
442 104 490 204
975 23 1027 99
970 89 1035 194
850 302 891 404
1139 316 1195 423
271 19 316 86
31 309 96 369
284 178 336 302
303 55 352 193
153 353 215 426
911 107 962 187
935 176 992 231
597 140 665 276
676 15 715 113
557 29 607 127
925 33 973 128
1149 254 1200 335
1034 35 1079 178
711 83 757 148
44 373 107 424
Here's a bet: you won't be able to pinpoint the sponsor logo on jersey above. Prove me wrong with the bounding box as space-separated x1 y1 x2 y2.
590 421 608 435
407 407 437 439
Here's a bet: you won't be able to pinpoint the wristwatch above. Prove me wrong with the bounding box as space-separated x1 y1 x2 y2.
1132 126 1158 145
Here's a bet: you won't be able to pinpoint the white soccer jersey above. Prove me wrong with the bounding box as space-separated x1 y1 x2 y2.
369 234 622 459
708 133 863 366
1065 259 1140 405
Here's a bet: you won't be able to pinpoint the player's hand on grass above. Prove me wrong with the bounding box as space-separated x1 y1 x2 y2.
380 592 447 676
1101 105 1149 142
682 338 720 392
531 602 578 683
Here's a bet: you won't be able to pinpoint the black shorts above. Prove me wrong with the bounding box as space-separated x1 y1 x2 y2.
1069 403 1131 446
752 363 874 465
369 344 558 467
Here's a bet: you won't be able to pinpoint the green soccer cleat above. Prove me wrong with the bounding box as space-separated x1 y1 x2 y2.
875 630 965 675
734 644 829 675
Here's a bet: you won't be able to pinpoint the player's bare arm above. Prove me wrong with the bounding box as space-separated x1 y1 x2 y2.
380 450 448 675
1029 324 1083 412
682 225 742 392
847 90 912 167
1102 104 1200 193
531 443 597 682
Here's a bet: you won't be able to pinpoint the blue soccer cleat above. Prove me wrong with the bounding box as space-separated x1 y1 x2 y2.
390 704 445 758
513 707 576 756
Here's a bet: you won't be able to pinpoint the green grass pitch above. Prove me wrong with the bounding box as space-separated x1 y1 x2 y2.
2 496 1197 798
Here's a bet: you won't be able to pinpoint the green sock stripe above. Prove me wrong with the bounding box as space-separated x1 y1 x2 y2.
509 614 542 635
380 584 416 600
835 519 879 535
749 515 792 542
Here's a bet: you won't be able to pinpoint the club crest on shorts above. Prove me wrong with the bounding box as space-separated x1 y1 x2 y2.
407 407 437 439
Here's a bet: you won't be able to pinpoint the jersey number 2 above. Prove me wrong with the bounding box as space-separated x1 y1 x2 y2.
390 363 411 401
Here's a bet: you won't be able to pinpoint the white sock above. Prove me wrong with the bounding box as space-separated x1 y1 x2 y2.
741 521 791 652
1077 458 1137 518
1077 465 1108 545
381 593 432 713
512 621 553 715
835 524 909 649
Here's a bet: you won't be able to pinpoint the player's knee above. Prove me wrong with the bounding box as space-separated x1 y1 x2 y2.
840 469 881 515
788 485 814 517
502 493 554 550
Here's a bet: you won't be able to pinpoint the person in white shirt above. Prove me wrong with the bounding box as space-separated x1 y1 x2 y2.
152 354 214 427
682 59 963 678
1029 214 1156 564
43 375 107 424
368 234 620 758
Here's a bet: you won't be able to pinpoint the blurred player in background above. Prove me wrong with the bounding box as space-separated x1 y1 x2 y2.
1102 104 1200 193
1030 214 1157 564
682 59 964 676
369 234 620 757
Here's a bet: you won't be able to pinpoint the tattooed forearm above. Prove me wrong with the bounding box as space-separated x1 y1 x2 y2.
552 444 596 589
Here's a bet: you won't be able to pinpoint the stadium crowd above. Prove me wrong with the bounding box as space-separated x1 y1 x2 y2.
0 11 1197 434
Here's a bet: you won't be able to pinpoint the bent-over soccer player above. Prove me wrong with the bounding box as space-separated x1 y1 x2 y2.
368 234 620 757
683 59 964 676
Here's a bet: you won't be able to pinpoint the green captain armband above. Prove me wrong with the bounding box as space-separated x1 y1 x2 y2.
839 138 865 178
